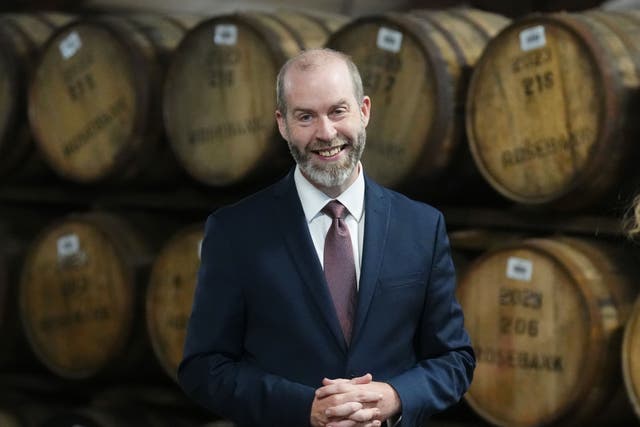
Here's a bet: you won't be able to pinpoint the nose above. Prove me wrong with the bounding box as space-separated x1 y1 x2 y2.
315 115 337 142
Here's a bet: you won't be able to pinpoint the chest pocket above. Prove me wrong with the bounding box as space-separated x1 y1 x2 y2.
376 271 424 293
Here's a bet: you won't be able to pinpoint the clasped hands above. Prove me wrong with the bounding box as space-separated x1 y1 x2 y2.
310 373 401 427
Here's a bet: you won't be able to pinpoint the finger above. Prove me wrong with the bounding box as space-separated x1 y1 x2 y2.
323 377 351 386
325 402 363 418
337 421 381 427
326 420 358 427
316 382 353 398
324 373 372 387
352 390 384 403
349 373 373 384
348 408 381 422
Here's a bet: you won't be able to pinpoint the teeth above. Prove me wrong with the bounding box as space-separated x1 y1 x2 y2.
318 146 341 157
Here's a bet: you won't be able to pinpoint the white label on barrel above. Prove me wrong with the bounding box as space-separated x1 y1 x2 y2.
214 24 238 46
519 25 546 52
506 257 533 281
197 238 203 260
59 31 82 59
57 234 80 257
377 27 403 53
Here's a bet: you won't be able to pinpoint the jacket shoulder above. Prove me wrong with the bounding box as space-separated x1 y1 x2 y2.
371 180 444 223
206 174 289 224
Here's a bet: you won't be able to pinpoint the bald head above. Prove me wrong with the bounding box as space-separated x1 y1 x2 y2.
276 48 364 116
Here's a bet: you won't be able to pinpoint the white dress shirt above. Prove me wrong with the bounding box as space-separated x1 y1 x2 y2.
294 164 365 286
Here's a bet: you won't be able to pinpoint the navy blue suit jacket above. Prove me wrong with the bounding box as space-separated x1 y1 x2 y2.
179 171 475 427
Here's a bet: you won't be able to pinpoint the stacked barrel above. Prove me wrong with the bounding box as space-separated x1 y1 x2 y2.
2 210 214 425
456 8 640 427
4 4 640 427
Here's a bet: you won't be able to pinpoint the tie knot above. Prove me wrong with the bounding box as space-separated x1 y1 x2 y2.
322 200 347 220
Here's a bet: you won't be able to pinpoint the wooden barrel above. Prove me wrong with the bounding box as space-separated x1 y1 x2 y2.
623 294 640 418
457 237 638 427
146 224 202 381
327 9 509 195
466 11 640 210
0 13 72 181
28 14 193 184
18 212 154 380
163 11 347 187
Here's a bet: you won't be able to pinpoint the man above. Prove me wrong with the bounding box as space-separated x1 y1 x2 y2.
179 48 474 427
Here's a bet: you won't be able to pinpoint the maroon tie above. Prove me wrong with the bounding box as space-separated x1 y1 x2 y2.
322 200 357 345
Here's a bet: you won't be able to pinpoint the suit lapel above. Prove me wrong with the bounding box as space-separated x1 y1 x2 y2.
273 172 348 353
352 176 390 346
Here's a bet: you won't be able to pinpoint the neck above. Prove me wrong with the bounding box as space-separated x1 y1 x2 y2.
302 164 360 199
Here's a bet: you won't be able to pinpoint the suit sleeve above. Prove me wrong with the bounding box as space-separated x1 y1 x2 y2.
386 212 475 426
178 214 316 426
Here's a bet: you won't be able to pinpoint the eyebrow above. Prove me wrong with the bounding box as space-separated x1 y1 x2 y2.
292 107 313 114
333 99 350 108
291 99 351 115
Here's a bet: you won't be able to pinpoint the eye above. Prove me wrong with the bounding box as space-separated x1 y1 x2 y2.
296 113 313 122
332 107 348 117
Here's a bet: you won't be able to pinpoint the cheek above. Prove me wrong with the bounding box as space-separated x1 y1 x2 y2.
288 129 314 147
336 122 361 139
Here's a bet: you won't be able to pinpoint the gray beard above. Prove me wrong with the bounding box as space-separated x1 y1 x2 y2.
288 130 366 189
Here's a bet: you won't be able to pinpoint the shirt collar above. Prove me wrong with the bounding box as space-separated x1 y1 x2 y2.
294 163 365 223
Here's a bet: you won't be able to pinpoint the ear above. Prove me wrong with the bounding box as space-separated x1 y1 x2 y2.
360 96 371 127
275 110 289 141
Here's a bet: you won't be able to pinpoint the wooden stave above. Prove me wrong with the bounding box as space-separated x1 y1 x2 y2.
412 8 511 201
145 224 203 382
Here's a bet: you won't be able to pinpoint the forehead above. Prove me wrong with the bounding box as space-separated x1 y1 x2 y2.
283 58 356 107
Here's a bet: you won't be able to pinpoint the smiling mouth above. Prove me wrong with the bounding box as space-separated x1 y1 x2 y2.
313 145 347 158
